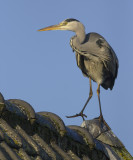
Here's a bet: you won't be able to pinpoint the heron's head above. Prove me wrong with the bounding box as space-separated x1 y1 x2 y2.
38 18 85 32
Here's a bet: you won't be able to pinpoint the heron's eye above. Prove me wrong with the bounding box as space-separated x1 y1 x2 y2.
60 21 68 26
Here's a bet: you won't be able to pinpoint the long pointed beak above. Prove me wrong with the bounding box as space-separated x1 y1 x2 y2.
38 24 62 31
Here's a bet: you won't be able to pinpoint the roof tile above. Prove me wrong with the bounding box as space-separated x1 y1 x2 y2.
0 141 21 160
18 148 31 160
38 112 66 136
67 125 94 148
0 119 22 148
16 125 40 155
8 99 36 124
0 92 132 160
67 150 81 160
0 146 8 160
32 134 56 160
51 141 73 160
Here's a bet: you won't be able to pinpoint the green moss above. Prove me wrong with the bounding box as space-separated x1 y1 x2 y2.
112 147 133 160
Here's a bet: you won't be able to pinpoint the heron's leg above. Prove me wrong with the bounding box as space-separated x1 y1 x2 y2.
66 77 93 120
96 84 110 130
80 77 93 114
97 84 103 118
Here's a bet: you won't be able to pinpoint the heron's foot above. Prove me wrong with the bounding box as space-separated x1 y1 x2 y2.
66 112 87 121
96 115 111 130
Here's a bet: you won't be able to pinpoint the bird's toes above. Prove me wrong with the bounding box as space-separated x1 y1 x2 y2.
66 112 87 120
78 112 87 118
95 116 111 130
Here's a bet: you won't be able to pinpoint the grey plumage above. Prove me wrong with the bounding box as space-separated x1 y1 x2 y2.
38 18 119 124
70 32 118 90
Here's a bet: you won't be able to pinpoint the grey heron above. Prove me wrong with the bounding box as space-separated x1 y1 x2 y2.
38 18 119 126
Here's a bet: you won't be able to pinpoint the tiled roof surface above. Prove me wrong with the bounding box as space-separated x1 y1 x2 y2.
0 92 132 160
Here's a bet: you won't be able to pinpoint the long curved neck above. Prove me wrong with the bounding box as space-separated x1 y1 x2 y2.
75 28 86 44
71 29 86 51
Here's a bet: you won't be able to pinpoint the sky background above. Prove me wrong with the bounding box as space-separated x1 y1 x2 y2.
0 0 133 156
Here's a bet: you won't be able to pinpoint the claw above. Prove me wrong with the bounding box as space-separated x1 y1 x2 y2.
66 112 87 121
95 115 111 130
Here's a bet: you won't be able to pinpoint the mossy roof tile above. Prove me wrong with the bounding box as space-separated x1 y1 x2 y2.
0 92 132 160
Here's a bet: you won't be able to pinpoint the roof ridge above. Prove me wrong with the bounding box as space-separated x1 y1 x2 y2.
0 92 132 160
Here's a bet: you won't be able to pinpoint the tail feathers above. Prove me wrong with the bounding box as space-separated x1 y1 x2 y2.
101 76 115 90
